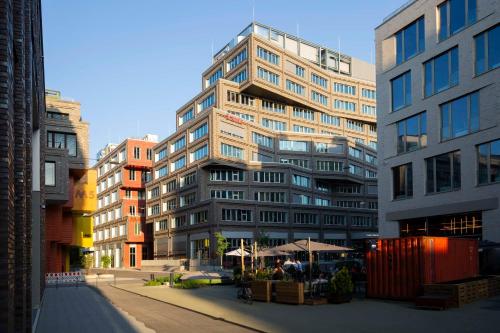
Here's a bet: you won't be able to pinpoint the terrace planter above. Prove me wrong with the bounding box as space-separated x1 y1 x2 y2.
424 278 489 307
275 282 304 305
251 280 272 302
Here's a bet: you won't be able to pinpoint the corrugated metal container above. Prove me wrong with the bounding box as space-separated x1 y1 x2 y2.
367 237 478 300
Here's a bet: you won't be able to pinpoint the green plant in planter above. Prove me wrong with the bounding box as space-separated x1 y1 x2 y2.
330 267 354 296
243 271 255 281
101 255 111 269
256 268 272 280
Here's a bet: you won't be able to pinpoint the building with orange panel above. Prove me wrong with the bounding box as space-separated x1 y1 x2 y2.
92 135 158 268
44 90 95 273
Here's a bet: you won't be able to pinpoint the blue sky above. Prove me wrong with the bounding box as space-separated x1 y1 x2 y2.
42 0 405 161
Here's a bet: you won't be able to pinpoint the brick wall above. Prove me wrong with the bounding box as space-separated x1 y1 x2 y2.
0 0 45 332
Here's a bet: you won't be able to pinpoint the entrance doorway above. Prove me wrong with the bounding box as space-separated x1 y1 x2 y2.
129 246 136 267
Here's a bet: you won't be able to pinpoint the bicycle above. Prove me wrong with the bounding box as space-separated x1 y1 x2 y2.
237 280 253 304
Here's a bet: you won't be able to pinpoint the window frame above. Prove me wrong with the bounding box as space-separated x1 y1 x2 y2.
45 161 56 187
425 150 462 194
391 71 412 112
474 24 500 75
440 90 480 141
392 163 413 200
438 0 477 42
424 46 459 97
395 16 425 65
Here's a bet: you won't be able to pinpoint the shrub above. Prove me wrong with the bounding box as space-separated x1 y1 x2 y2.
144 280 162 286
101 255 111 269
80 254 93 274
330 267 354 296
256 268 272 280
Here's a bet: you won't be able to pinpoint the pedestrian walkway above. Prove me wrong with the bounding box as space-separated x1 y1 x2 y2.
115 283 500 333
36 285 153 333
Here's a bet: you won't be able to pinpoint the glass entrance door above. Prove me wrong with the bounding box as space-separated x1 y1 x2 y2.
129 246 136 267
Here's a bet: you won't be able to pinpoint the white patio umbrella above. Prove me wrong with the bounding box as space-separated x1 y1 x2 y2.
257 248 290 257
225 248 251 256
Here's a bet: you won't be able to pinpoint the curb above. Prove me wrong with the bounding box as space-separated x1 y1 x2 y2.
109 284 266 333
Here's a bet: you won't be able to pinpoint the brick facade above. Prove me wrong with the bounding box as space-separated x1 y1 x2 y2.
0 0 45 332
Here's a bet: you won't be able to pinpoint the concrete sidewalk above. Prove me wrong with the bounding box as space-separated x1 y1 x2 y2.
115 283 500 333
36 286 153 333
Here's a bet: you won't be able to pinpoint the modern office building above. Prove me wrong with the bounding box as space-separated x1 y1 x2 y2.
145 22 379 263
376 0 499 242
92 135 158 268
0 0 45 331
44 90 96 273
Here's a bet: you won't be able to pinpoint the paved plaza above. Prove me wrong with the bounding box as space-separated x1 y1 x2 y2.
114 281 500 333
35 274 500 333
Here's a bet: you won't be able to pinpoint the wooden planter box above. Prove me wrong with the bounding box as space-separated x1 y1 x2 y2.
251 280 271 302
275 282 304 305
424 278 488 307
487 276 500 297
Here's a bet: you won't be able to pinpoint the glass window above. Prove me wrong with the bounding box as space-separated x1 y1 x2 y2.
45 162 55 186
475 25 500 75
179 108 194 125
257 67 280 85
393 163 413 199
228 48 247 70
477 139 500 185
190 145 208 162
391 71 411 111
439 0 476 41
426 151 461 193
396 17 425 64
279 140 308 152
207 67 222 86
441 91 479 140
47 131 77 157
220 143 244 159
397 112 427 154
257 46 280 65
190 123 208 142
424 47 459 96
252 132 273 148
198 93 215 112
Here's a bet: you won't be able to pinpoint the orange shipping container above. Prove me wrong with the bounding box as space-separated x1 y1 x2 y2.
367 237 478 300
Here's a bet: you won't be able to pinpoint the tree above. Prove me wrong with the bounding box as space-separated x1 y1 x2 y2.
80 253 94 274
101 255 111 269
256 230 270 248
214 232 229 267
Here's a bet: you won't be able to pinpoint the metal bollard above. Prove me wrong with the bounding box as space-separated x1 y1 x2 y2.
114 274 116 286
169 272 174 287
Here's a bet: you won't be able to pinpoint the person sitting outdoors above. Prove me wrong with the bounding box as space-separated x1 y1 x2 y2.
272 259 284 280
